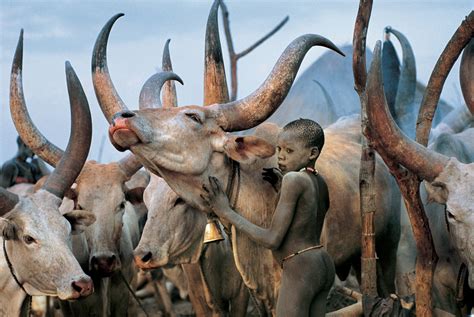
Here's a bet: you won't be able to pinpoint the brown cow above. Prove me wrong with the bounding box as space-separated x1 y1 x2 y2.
90 9 406 313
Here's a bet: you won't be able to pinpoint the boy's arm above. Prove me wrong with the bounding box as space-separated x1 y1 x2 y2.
203 174 303 250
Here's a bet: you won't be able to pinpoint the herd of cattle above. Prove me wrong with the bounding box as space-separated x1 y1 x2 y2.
0 1 473 316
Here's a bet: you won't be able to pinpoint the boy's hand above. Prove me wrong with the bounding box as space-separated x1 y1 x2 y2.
262 167 283 191
201 176 231 217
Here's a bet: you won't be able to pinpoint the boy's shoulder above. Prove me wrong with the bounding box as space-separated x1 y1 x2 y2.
282 170 311 187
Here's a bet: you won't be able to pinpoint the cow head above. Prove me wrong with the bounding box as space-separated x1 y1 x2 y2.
366 38 474 288
0 189 95 299
2 30 95 299
92 12 344 210
68 159 145 276
133 175 207 269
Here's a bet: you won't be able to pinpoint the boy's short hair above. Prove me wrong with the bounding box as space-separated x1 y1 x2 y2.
282 118 324 151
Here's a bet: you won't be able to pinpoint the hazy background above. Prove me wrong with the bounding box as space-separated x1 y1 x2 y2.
1 0 472 165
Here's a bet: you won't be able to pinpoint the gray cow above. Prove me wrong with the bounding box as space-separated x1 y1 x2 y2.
366 36 474 315
8 26 176 317
1 31 95 316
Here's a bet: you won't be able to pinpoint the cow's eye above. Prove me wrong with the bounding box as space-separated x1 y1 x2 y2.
446 210 457 221
185 113 202 124
119 202 126 210
173 197 184 207
23 235 36 245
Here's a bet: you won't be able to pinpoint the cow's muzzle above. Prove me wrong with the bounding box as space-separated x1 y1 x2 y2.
70 276 94 299
90 253 120 277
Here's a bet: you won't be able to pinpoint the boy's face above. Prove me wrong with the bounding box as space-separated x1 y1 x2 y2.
276 130 317 174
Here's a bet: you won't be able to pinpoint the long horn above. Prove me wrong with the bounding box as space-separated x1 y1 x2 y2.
10 30 64 167
209 34 344 132
42 62 92 198
388 27 416 120
381 28 400 117
460 38 473 114
117 154 142 178
92 13 128 123
162 39 179 108
0 188 19 216
416 11 474 146
138 72 183 110
204 0 229 105
366 41 448 182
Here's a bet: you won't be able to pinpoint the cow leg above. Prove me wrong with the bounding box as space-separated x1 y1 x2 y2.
230 286 250 317
376 225 400 295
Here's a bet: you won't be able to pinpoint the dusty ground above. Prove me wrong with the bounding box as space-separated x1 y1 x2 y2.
32 285 357 316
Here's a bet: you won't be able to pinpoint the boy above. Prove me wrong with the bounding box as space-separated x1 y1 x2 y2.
202 118 334 316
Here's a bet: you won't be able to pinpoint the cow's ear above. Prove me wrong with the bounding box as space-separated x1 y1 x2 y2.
0 218 19 240
125 187 145 205
222 135 275 163
64 187 78 208
64 210 96 234
425 181 449 204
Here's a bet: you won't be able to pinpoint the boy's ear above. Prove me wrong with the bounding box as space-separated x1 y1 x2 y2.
310 147 320 160
63 210 96 235
223 135 275 163
0 218 19 240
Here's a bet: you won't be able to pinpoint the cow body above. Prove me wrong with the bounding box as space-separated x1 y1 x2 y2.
59 161 145 316
136 174 249 316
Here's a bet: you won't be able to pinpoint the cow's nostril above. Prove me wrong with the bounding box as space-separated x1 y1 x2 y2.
141 251 152 263
121 111 135 118
107 255 116 265
72 281 83 293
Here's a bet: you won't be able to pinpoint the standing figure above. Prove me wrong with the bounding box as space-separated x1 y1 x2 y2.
0 136 49 188
202 118 335 316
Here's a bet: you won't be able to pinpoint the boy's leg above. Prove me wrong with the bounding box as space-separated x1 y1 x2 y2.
276 269 314 316
309 290 330 317
276 251 334 316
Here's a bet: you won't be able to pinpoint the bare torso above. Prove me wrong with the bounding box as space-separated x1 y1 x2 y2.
273 170 330 264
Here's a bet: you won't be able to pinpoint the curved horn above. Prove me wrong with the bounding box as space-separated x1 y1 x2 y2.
10 30 64 167
42 62 92 198
118 154 142 178
460 38 474 114
92 13 128 123
416 11 474 146
0 188 19 216
388 27 416 119
162 39 178 108
312 80 335 110
366 41 448 182
209 34 345 132
381 27 400 116
204 0 229 105
138 71 183 109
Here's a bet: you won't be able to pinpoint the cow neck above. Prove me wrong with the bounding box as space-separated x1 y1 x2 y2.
2 239 32 316
219 159 240 236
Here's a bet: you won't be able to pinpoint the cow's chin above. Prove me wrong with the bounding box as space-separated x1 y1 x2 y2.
134 255 169 270
110 129 141 152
